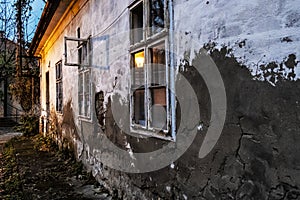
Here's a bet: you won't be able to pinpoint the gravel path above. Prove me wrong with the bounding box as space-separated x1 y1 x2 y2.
0 128 112 200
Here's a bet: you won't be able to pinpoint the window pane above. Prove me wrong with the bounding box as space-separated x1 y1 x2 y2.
133 89 145 126
56 83 59 111
59 91 63 111
149 44 166 86
85 94 90 117
79 73 83 94
82 44 88 65
56 65 58 79
78 43 88 67
56 82 63 112
79 94 84 115
150 87 167 129
78 46 82 65
132 51 145 88
131 3 143 44
59 63 62 78
84 71 90 95
150 0 165 35
84 71 90 117
56 61 63 112
78 73 84 115
56 62 62 80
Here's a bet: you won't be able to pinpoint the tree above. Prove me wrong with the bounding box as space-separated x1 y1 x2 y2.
0 0 40 114
0 0 18 116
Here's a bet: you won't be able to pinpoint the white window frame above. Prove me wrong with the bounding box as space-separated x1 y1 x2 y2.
78 67 91 119
75 28 91 119
64 36 90 67
129 0 175 141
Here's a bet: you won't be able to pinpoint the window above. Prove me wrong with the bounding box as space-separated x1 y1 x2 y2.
149 0 165 35
64 27 90 67
129 0 172 139
131 3 143 44
77 28 91 118
78 68 90 117
56 61 63 112
77 28 89 66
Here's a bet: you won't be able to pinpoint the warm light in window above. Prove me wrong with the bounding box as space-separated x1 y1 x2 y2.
134 51 145 68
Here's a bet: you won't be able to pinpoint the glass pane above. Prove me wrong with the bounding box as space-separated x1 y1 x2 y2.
56 82 63 112
131 3 143 44
56 62 62 80
78 46 82 65
84 71 90 117
84 71 90 95
150 0 165 35
79 95 84 115
56 83 59 111
79 73 83 94
78 73 84 115
78 44 88 66
56 65 58 79
82 44 88 65
150 87 167 129
133 89 145 126
149 44 166 86
59 91 63 111
60 63 62 78
84 94 89 116
132 51 145 88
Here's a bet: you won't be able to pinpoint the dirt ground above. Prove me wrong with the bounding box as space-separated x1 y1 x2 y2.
0 128 113 200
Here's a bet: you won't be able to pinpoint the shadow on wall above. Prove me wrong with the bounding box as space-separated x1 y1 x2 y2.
47 100 81 157
49 44 300 199
111 45 300 199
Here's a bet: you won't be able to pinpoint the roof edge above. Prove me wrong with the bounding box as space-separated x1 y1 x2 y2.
29 0 61 56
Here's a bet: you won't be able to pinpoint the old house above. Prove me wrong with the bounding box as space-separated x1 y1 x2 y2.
30 0 300 198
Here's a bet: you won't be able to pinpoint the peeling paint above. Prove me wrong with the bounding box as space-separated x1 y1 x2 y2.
174 0 300 84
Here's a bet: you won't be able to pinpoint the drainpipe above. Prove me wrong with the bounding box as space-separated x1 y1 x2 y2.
168 0 176 141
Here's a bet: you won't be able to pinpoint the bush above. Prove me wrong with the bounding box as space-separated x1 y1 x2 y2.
33 134 57 152
15 114 39 136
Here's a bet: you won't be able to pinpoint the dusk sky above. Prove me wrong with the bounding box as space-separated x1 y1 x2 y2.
0 0 45 40
27 0 45 40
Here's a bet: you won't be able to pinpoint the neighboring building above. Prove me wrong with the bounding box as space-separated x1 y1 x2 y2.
0 28 36 124
0 31 21 122
30 0 300 198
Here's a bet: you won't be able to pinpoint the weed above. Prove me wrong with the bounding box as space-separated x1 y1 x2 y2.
14 114 39 136
1 141 22 199
33 134 57 152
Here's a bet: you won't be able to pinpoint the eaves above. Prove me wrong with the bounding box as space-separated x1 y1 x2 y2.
29 0 72 56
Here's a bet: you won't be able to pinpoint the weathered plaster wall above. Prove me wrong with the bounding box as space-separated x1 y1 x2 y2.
174 0 300 85
114 48 300 199
39 0 130 130
39 0 300 199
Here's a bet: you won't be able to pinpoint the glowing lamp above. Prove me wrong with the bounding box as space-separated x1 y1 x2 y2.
134 51 144 68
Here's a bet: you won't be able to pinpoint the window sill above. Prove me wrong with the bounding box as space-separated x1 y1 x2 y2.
129 29 168 51
130 125 174 142
78 115 92 123
147 28 168 42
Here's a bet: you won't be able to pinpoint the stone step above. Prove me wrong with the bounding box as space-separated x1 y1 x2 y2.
0 117 18 127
